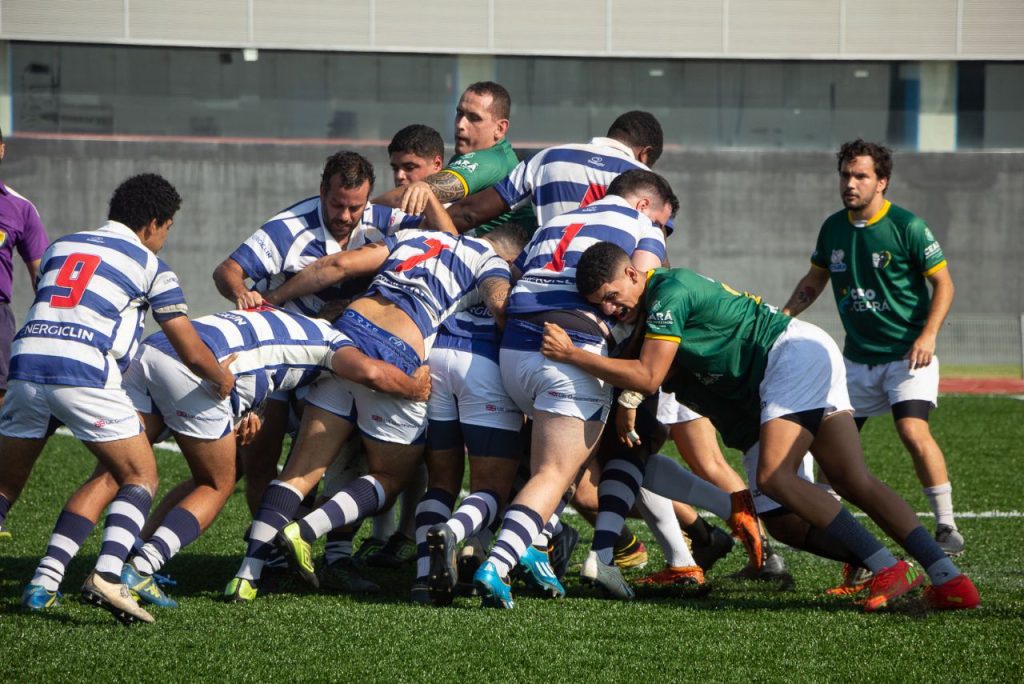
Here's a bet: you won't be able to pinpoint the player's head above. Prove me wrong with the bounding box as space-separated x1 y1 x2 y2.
607 169 678 233
108 173 182 253
607 111 664 167
576 242 646 324
388 124 445 187
454 81 511 155
320 151 375 241
836 139 892 212
480 221 530 262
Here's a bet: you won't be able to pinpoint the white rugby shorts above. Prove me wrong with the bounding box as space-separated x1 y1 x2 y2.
845 357 939 417
656 391 704 425
759 319 853 424
427 346 523 432
0 380 143 442
306 374 427 444
499 345 611 424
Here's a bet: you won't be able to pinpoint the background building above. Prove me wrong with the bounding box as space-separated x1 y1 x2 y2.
1 0 1021 366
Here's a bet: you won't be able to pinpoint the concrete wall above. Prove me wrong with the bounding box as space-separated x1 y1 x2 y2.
2 0 1023 60
3 138 1021 325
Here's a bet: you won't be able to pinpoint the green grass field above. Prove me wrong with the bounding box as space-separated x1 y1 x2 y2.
2 396 1022 682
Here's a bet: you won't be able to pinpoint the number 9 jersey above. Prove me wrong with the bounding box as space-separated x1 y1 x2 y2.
10 220 188 389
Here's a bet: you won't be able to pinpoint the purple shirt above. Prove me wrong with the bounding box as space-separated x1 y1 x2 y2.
0 181 49 302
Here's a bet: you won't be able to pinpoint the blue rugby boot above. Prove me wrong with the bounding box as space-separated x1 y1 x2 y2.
473 561 515 609
22 583 61 612
517 546 565 598
122 563 178 608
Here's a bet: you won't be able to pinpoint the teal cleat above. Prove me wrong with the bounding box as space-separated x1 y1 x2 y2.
517 546 566 598
21 583 61 611
122 563 178 608
474 561 515 609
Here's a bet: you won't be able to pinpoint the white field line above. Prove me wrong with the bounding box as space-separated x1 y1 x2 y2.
59 428 1024 519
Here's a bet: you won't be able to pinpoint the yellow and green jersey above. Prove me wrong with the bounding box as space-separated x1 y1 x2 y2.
442 138 536 235
811 201 946 364
644 268 791 408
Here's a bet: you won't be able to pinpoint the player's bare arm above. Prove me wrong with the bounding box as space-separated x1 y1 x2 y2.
782 265 830 316
630 249 664 273
479 276 511 330
264 243 389 306
213 257 263 309
373 170 467 210
541 322 677 395
418 187 460 236
159 315 235 399
331 347 432 401
447 186 509 234
26 258 41 293
906 265 955 369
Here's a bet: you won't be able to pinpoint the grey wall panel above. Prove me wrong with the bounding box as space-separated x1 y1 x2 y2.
1 0 125 40
4 138 1020 321
2 1 1023 58
961 0 1024 56
129 0 250 43
844 0 957 56
375 0 489 50
610 0 724 54
253 0 371 47
493 0 606 53
728 0 840 56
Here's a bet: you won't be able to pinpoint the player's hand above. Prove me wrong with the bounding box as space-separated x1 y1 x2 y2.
406 365 432 402
235 411 262 445
541 323 575 362
399 181 435 216
236 290 264 310
905 332 937 369
213 353 237 399
615 405 640 446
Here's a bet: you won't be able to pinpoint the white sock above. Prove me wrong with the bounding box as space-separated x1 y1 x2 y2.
923 482 956 528
636 488 696 568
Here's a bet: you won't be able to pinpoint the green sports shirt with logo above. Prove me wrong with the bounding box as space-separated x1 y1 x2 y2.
810 200 947 364
644 268 792 408
441 137 536 235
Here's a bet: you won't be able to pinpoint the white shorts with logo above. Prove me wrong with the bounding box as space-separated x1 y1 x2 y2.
0 379 143 442
845 357 939 418
306 374 427 444
742 442 816 515
760 319 853 424
428 346 523 432
124 345 254 440
656 391 704 425
499 346 612 423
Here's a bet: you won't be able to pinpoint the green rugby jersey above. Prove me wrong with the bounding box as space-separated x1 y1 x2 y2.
810 200 947 364
442 137 536 235
645 268 791 408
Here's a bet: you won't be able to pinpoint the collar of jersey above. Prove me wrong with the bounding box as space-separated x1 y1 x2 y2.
101 220 144 243
847 200 891 227
588 137 639 161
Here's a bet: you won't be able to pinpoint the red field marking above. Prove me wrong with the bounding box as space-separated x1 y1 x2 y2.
940 378 1024 395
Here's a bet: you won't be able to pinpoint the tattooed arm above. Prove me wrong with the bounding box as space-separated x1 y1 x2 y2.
372 171 468 210
782 265 830 317
478 276 511 331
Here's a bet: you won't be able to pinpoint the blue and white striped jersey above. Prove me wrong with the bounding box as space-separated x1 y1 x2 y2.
495 137 648 228
143 305 345 410
508 195 666 319
367 230 511 353
10 221 188 389
229 196 421 317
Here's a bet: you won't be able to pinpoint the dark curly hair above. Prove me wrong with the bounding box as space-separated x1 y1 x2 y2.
321 151 375 193
388 124 444 160
837 139 893 185
607 111 664 167
107 173 182 230
576 242 631 297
